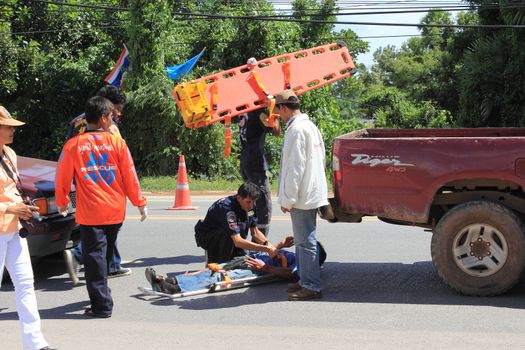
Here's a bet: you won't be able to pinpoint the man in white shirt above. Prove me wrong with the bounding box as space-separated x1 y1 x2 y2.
274 90 328 301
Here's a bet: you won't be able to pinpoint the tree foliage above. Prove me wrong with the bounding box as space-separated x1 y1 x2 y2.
358 1 524 129
360 10 469 127
457 0 525 126
1 0 367 177
5 0 523 177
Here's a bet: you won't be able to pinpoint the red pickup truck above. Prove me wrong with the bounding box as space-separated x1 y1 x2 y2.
325 128 525 296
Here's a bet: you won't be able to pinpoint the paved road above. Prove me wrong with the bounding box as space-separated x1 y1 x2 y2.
2 195 525 349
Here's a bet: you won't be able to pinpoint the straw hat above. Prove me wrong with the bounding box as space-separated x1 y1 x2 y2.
0 106 25 126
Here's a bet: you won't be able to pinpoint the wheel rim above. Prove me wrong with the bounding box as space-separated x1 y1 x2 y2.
452 223 509 277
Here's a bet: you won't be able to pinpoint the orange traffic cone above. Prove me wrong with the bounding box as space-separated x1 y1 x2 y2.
167 155 198 210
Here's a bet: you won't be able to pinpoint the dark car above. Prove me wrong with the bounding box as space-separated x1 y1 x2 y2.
17 156 79 258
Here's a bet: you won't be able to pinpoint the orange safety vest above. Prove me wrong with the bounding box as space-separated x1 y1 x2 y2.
55 130 146 225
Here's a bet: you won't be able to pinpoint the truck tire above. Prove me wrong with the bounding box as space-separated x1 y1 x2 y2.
431 200 525 296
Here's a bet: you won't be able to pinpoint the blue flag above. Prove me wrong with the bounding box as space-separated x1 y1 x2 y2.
166 49 205 81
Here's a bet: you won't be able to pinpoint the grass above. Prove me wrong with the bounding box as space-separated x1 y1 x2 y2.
139 176 279 194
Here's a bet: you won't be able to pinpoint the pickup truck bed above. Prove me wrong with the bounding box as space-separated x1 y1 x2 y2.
332 128 525 224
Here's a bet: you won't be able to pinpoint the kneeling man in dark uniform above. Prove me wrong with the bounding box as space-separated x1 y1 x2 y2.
195 182 278 263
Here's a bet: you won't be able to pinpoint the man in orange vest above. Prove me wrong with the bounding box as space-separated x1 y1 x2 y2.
64 85 130 285
55 96 147 318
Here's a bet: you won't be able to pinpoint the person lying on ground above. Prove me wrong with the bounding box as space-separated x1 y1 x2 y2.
144 238 327 295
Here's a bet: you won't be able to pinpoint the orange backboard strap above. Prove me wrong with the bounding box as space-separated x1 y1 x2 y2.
282 61 291 90
251 70 269 96
223 117 232 157
207 263 232 286
251 70 280 128
267 98 278 128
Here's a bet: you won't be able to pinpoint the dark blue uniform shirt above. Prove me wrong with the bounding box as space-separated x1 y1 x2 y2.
198 195 258 239
239 110 272 183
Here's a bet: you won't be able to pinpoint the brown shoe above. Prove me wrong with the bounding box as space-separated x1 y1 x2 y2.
288 287 322 301
287 282 301 293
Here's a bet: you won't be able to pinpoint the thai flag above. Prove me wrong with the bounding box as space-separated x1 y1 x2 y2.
104 46 130 88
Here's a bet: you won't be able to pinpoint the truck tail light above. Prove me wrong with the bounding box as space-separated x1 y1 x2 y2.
32 198 48 215
31 197 59 215
333 155 342 183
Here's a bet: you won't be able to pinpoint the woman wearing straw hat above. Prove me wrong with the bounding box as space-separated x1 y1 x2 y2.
0 106 56 350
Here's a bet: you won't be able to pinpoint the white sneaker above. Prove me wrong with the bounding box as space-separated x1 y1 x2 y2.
64 249 79 286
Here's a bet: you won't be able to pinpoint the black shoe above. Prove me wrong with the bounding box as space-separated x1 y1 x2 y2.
145 267 162 292
40 347 58 350
162 280 182 294
288 287 322 301
84 308 111 318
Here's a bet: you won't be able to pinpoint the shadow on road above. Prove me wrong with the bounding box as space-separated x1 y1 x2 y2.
3 257 524 314
135 261 525 310
133 280 288 310
0 300 90 321
1 254 205 292
322 261 525 309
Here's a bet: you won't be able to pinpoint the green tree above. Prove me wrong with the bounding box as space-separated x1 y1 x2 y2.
458 0 525 126
4 0 126 157
0 22 19 98
1 0 368 178
123 0 228 176
358 9 485 128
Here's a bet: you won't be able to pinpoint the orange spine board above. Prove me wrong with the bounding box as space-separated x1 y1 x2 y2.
173 42 355 128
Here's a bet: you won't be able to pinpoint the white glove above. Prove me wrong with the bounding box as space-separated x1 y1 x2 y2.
57 206 68 217
138 206 148 222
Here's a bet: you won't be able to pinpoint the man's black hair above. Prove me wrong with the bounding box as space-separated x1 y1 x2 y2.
85 96 114 124
96 85 127 105
237 182 260 201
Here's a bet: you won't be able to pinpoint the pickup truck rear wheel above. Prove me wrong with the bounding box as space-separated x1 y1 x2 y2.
431 200 525 296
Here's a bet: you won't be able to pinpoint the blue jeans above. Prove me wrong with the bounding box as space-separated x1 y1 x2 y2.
175 268 259 293
72 240 122 273
290 208 321 292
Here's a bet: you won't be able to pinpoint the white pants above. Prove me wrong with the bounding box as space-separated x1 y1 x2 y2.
0 232 48 350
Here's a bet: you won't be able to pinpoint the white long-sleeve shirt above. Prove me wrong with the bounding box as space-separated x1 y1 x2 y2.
278 113 329 210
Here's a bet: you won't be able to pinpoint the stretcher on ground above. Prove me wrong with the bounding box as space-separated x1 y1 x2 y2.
137 273 280 299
